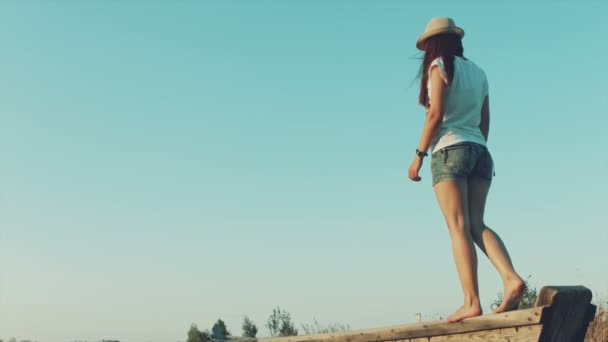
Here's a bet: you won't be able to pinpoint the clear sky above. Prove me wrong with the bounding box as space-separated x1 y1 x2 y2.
1 1 607 341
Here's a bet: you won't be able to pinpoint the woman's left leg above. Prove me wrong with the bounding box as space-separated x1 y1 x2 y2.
434 180 482 322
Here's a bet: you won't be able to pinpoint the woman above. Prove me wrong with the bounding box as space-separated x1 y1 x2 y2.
407 18 525 323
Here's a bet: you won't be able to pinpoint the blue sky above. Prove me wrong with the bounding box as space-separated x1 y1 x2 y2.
0 1 607 341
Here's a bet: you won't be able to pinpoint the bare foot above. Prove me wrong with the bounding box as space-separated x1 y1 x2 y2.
447 305 483 323
493 276 525 314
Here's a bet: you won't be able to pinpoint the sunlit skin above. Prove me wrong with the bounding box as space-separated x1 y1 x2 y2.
408 66 524 323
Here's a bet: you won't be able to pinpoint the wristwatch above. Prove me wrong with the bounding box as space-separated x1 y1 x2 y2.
416 148 428 158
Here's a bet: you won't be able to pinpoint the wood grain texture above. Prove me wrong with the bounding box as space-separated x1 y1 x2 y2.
245 286 597 342
257 307 544 342
534 286 591 307
408 325 542 341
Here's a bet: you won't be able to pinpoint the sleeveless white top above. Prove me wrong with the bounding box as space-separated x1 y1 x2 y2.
427 56 489 153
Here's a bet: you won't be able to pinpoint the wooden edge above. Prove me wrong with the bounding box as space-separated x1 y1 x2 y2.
408 325 543 342
256 307 545 342
534 285 592 307
586 304 598 323
537 286 594 341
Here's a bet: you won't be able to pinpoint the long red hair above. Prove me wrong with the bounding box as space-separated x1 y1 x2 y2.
418 34 465 107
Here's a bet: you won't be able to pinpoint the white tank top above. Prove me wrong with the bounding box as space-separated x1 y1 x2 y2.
427 56 489 153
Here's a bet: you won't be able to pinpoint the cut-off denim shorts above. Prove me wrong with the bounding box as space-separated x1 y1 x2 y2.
430 142 495 186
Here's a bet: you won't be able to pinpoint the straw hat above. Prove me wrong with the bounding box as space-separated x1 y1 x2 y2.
416 17 464 50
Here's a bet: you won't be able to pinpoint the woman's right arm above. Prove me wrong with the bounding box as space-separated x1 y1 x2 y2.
480 95 490 142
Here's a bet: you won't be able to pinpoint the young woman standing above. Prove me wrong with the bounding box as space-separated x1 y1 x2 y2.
408 17 525 323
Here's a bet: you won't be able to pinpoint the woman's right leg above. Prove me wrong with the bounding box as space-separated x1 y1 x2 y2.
467 178 524 313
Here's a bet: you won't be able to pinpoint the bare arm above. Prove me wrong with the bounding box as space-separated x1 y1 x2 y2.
416 67 445 153
408 67 445 182
480 95 490 142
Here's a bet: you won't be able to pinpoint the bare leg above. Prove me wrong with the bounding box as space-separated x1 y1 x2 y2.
467 178 524 313
434 180 483 322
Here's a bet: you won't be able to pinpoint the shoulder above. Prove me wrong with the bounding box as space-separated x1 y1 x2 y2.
461 57 490 93
459 57 488 80
430 57 445 69
428 57 448 83
462 57 486 74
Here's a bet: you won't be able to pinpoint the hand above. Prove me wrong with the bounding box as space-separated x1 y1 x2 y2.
408 156 423 182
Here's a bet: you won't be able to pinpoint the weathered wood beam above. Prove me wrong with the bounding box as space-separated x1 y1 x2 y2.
535 286 595 342
407 325 542 341
248 286 596 342
257 307 544 342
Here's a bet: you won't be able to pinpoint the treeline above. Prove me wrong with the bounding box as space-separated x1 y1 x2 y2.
187 306 350 342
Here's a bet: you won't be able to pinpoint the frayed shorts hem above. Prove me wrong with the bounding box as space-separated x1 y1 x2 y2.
431 174 493 187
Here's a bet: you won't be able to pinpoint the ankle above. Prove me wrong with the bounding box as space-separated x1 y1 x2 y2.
502 273 524 285
464 296 481 307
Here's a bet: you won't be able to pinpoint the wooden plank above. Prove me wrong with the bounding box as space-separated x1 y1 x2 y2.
535 286 594 342
248 286 597 342
257 307 545 342
408 325 542 341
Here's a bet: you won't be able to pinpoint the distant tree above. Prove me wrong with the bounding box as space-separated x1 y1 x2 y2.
491 275 538 310
212 319 230 341
202 329 211 340
9 338 16 342
188 324 208 342
301 318 350 335
267 307 298 337
242 316 258 338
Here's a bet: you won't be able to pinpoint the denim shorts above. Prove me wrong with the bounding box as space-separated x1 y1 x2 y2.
430 142 494 186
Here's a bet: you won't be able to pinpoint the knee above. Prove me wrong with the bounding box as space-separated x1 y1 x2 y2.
445 216 469 236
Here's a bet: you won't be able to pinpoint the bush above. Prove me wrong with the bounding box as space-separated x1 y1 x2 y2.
301 319 350 335
242 316 258 338
267 307 298 337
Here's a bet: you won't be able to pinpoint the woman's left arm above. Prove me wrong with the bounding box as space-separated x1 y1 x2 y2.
408 67 446 182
